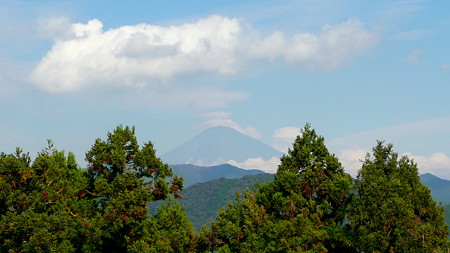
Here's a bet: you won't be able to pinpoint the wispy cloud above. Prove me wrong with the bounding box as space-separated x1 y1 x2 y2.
198 111 232 119
405 49 421 65
395 30 432 40
195 118 261 139
31 15 378 93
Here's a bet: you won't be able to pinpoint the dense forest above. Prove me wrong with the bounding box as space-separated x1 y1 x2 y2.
1 125 449 252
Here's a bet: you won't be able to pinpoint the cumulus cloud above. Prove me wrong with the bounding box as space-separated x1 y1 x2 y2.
227 156 280 173
31 15 378 93
196 118 260 139
337 148 368 178
272 126 301 153
403 152 450 179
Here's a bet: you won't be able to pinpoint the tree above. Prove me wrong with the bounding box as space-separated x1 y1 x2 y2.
199 124 354 252
0 143 92 252
129 197 195 252
0 126 194 252
347 141 449 252
84 125 186 252
256 123 354 251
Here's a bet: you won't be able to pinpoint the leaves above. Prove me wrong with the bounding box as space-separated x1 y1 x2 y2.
347 141 449 252
0 125 193 252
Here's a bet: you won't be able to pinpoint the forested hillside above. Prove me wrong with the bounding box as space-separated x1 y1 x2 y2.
178 173 274 231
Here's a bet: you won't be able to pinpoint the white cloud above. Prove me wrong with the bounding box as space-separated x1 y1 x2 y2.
403 152 450 179
227 156 280 173
337 148 368 178
273 126 300 142
406 49 421 65
31 15 378 93
272 126 301 153
336 148 450 180
196 118 260 139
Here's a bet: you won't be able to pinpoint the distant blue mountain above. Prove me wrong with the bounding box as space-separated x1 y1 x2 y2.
420 173 450 205
162 126 282 165
171 163 265 187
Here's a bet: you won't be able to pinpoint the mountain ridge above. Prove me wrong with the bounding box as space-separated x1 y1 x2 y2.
171 163 265 187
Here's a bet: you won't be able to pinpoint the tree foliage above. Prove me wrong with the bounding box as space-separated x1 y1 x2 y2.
0 126 192 252
0 143 92 252
199 124 354 252
1 124 449 252
84 125 185 251
347 141 449 252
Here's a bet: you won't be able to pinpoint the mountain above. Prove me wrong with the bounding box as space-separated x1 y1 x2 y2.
177 173 275 231
171 163 265 187
420 173 450 205
162 126 282 165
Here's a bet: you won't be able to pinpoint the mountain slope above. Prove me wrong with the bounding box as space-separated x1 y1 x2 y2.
178 173 275 231
162 126 282 165
420 173 450 205
171 163 265 187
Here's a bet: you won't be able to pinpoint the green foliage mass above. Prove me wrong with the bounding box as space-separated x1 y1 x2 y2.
198 124 354 252
347 141 449 252
445 205 450 237
0 126 194 252
198 125 449 252
1 124 449 252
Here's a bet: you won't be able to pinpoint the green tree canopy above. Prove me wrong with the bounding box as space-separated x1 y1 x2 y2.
347 141 449 252
200 124 354 252
0 143 92 252
84 125 186 251
0 126 193 252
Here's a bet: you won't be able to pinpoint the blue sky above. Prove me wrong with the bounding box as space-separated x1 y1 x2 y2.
1 0 450 178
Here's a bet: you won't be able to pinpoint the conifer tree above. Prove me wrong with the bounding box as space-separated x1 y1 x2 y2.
347 141 449 252
199 124 354 252
84 125 186 251
0 144 91 252
0 126 194 252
